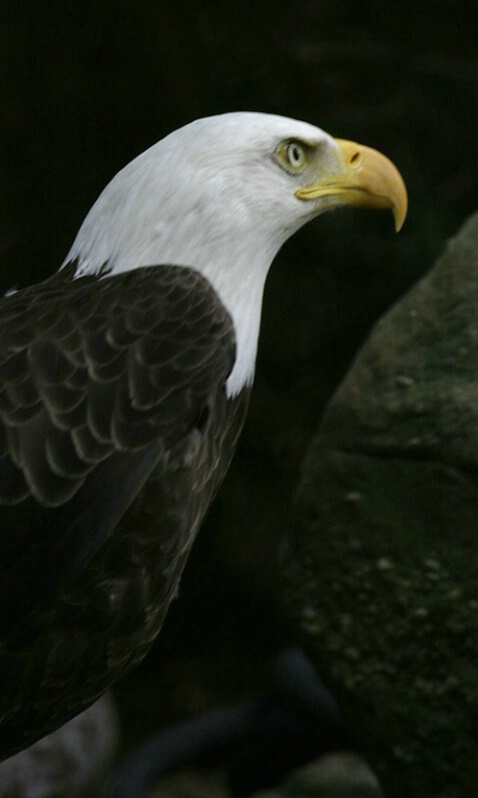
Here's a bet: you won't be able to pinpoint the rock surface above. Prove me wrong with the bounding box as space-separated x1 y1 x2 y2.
251 753 382 798
286 212 478 797
0 694 118 798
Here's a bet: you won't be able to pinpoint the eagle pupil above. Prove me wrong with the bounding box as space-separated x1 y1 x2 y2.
287 142 303 168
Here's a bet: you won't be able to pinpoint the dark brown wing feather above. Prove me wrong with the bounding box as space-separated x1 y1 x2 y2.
0 264 250 759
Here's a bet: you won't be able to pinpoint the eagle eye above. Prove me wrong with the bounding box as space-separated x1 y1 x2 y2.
277 140 307 173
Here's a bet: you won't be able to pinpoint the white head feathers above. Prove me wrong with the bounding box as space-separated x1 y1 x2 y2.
62 113 345 395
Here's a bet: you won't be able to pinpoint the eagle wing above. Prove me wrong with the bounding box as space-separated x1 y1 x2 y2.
0 264 236 638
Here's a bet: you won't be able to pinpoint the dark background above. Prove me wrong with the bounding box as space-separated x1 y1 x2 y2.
2 0 478 762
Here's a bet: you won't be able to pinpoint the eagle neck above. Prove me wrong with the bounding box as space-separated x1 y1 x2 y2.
198 247 274 399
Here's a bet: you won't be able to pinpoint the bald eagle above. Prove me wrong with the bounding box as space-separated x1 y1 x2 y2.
0 112 407 759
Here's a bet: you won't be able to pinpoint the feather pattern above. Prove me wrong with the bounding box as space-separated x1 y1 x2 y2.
0 263 249 758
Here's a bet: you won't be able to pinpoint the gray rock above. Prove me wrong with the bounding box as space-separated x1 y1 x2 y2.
286 212 478 797
251 752 383 797
0 694 118 798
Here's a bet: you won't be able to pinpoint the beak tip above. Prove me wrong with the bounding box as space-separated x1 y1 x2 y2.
393 202 407 233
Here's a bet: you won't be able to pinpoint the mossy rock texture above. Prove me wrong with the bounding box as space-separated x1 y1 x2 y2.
286 212 478 797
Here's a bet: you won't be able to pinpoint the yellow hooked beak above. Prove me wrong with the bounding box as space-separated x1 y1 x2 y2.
295 139 408 232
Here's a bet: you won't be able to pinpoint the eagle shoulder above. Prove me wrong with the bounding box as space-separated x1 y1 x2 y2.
0 264 237 637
